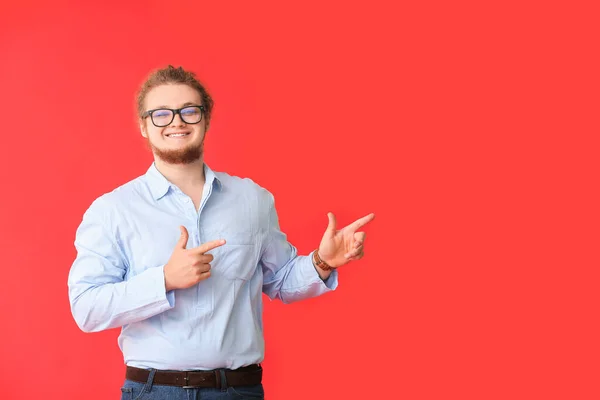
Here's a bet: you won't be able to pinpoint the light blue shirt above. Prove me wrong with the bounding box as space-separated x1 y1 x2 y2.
68 163 337 370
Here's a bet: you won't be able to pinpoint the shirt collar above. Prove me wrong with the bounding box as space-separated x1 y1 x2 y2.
145 162 222 200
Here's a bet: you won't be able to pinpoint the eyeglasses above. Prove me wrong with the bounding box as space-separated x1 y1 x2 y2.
142 105 205 127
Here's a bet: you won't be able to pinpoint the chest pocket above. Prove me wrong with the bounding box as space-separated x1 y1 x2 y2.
203 225 260 281
200 193 261 281
209 242 258 281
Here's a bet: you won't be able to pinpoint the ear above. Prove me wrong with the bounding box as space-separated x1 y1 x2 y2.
139 119 148 138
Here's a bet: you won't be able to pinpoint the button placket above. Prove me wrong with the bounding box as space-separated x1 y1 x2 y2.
175 191 196 220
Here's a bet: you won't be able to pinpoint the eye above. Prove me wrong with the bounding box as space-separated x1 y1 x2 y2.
181 107 200 116
153 110 172 118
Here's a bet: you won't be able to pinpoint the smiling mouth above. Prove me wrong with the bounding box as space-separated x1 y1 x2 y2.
166 132 190 138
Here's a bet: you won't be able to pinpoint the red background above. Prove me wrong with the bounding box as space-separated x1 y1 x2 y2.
1 0 599 399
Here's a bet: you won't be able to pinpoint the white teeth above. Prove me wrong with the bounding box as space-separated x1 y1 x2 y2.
168 133 188 137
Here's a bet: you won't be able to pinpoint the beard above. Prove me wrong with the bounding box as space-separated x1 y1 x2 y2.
148 138 204 165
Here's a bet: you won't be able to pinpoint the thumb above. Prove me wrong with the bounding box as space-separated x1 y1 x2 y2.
177 226 189 249
326 212 337 233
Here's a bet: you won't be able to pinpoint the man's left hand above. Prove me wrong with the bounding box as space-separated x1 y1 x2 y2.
317 212 375 269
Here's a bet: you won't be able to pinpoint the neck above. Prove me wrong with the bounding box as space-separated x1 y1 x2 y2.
154 156 206 190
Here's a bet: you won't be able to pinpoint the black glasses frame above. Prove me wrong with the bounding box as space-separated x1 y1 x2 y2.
142 105 205 127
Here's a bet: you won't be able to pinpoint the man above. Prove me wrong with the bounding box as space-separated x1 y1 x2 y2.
68 65 374 399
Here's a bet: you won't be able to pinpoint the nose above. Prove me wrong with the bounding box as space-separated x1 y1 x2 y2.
170 111 186 127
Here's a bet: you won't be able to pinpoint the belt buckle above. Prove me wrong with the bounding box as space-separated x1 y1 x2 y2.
181 371 212 389
182 372 195 389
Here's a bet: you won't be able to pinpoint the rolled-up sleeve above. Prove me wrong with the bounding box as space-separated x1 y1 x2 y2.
259 192 338 303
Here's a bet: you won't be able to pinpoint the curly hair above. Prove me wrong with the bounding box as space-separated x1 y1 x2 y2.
136 65 214 127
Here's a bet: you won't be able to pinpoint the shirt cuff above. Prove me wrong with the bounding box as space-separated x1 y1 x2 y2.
305 251 339 290
145 264 176 308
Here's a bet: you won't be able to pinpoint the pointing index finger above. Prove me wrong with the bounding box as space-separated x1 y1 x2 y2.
351 213 375 230
190 239 226 254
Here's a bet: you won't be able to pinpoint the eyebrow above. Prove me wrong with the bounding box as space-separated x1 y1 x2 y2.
153 102 201 109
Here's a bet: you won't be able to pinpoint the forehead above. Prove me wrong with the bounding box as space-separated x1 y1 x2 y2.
145 84 202 109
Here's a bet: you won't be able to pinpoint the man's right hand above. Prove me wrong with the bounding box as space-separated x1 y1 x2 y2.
163 226 226 292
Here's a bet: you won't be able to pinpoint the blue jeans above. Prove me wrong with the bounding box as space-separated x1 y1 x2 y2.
120 369 265 399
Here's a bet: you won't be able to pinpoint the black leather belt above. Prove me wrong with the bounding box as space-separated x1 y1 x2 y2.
126 364 262 388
